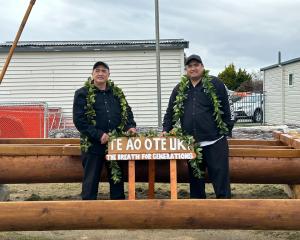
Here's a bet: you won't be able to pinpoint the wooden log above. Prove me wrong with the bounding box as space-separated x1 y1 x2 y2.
229 157 300 184
0 199 299 231
0 143 291 150
273 130 282 140
292 139 300 150
0 138 284 146
0 145 80 155
228 139 284 146
284 185 300 199
1 145 299 157
276 131 300 153
230 148 300 158
280 134 295 147
0 156 83 183
229 145 291 149
0 138 80 144
0 155 300 184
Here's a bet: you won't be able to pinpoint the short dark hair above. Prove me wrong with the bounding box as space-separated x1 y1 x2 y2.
93 61 109 70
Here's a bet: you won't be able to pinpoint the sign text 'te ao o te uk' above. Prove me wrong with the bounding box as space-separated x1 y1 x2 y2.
106 137 196 161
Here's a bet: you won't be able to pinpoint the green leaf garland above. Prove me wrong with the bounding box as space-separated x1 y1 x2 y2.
202 70 229 135
171 75 203 178
80 77 128 184
171 70 228 179
80 69 228 183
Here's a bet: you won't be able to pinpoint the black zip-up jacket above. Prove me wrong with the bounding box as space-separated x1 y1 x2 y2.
163 76 234 142
73 85 136 154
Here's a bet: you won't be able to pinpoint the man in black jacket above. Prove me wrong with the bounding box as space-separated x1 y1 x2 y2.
163 54 234 199
73 61 136 200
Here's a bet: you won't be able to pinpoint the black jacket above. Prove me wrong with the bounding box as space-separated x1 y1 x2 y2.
73 85 136 154
163 76 234 142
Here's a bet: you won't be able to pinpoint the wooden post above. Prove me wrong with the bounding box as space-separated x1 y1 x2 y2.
170 159 177 199
286 136 300 199
148 161 155 199
0 0 36 84
291 185 300 199
284 185 300 199
128 161 135 200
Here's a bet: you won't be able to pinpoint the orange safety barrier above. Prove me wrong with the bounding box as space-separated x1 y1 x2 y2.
0 104 47 138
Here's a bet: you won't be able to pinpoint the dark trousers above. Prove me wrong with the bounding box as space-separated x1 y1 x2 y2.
81 152 125 200
188 137 231 199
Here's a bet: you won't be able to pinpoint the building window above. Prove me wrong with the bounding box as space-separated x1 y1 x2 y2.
288 74 293 86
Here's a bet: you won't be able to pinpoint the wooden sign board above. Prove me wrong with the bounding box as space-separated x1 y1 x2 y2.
107 137 196 161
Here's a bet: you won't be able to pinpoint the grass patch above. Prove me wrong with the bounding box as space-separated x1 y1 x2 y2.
0 232 53 240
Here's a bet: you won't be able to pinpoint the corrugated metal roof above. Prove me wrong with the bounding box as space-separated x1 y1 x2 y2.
260 57 300 71
0 39 189 52
0 39 187 46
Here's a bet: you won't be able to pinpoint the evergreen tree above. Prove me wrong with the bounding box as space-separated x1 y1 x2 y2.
218 64 252 91
236 68 252 89
218 63 236 90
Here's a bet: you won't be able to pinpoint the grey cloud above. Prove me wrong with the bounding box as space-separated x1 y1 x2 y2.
0 0 299 73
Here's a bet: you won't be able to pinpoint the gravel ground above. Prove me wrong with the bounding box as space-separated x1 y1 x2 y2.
49 123 300 140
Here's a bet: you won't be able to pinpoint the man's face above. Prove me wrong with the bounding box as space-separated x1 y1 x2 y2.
92 66 110 85
186 60 204 80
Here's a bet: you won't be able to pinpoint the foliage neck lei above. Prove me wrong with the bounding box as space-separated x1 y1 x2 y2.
172 69 228 178
80 77 128 183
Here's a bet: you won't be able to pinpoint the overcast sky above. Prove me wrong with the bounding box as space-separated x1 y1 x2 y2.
0 0 299 75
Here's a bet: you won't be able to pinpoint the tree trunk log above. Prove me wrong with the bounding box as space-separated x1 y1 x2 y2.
0 199 299 231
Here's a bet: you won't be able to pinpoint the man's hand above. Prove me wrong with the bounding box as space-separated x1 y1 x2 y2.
127 128 137 136
160 131 167 137
100 133 109 144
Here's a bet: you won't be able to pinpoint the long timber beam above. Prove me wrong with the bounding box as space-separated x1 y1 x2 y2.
0 138 284 146
0 199 299 231
0 154 299 184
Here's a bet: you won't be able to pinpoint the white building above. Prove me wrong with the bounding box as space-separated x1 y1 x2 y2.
0 39 188 128
261 57 300 125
